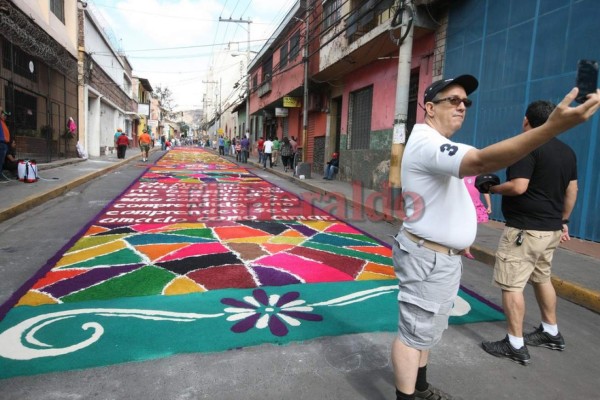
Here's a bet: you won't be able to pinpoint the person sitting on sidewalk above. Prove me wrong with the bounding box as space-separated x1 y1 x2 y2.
481 100 576 365
323 152 339 180
3 138 18 179
0 108 11 183
116 131 129 159
139 129 152 162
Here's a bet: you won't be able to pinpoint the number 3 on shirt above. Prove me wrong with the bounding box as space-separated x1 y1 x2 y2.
440 143 458 156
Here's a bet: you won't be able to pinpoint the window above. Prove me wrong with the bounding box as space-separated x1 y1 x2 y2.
289 31 300 61
279 43 288 69
261 57 273 82
5 88 38 136
2 39 38 82
323 0 341 30
50 0 65 23
348 86 373 150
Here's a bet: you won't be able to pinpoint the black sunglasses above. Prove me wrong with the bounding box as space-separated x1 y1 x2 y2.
431 96 472 108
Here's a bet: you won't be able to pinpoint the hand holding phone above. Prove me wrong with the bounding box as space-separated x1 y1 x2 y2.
576 60 598 104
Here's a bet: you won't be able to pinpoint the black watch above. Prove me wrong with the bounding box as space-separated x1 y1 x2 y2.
562 219 569 224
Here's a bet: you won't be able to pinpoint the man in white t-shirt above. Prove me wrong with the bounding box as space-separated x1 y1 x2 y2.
262 136 274 169
392 75 600 400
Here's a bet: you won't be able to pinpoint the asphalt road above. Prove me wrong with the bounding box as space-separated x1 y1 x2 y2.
1 156 599 400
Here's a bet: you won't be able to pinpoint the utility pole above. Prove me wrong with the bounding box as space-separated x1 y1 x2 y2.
389 1 415 202
202 79 219 140
219 17 252 138
301 7 309 162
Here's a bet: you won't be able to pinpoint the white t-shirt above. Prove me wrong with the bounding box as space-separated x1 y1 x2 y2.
401 123 477 249
263 140 273 154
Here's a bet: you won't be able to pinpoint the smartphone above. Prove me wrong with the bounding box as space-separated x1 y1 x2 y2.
575 59 598 103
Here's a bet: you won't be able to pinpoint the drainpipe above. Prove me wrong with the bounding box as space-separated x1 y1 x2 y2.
389 0 414 203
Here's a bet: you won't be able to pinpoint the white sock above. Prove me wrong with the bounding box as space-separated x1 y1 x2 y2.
542 322 559 336
508 334 524 349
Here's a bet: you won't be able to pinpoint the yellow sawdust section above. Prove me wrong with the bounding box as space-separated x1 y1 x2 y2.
269 235 305 245
163 276 206 295
55 240 127 268
17 290 59 306
301 220 335 232
144 223 207 233
69 234 128 252
226 235 271 244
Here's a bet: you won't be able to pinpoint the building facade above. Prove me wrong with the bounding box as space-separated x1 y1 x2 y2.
0 0 80 161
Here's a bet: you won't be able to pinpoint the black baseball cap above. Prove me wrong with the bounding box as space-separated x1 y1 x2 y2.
424 74 479 103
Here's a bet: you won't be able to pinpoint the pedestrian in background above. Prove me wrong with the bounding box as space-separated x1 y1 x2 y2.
481 100 576 365
218 135 225 155
462 175 492 259
323 152 339 180
262 136 273 169
0 108 11 183
116 131 129 159
114 128 123 151
257 136 265 163
392 74 599 400
280 137 293 172
241 135 250 163
139 129 152 162
271 136 280 166
289 136 298 170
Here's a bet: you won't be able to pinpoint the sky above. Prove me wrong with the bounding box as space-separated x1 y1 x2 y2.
89 0 297 111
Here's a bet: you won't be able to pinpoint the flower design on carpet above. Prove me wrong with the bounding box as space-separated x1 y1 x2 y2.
221 289 323 336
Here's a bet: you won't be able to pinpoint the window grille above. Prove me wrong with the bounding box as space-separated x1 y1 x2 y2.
348 86 373 150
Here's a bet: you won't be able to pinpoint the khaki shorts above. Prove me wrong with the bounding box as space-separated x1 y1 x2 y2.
392 231 462 350
493 227 561 291
140 144 150 152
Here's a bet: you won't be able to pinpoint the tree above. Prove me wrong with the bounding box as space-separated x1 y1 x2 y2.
153 85 177 120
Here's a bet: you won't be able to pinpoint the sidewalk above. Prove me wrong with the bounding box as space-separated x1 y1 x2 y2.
2 148 599 314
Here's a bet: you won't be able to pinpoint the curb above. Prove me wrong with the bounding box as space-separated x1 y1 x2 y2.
0 157 136 224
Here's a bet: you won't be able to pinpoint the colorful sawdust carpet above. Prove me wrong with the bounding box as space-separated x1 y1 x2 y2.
0 148 504 378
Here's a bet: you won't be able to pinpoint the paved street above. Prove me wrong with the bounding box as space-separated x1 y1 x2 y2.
0 149 599 399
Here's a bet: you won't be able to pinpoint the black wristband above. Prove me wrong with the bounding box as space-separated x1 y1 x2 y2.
562 219 569 224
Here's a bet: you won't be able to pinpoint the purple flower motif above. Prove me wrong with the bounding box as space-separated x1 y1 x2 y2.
221 289 323 337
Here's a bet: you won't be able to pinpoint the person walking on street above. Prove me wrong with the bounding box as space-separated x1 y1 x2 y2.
257 136 265 163
289 136 298 171
280 137 293 172
218 135 225 155
392 74 599 400
481 100 577 365
271 136 280 166
114 128 123 152
0 108 11 183
139 129 152 162
262 136 273 169
116 131 129 159
241 135 250 163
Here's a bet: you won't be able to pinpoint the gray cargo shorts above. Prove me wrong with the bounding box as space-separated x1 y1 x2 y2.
392 231 463 350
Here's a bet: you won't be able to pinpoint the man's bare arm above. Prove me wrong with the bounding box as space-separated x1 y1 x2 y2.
459 88 600 177
490 178 529 196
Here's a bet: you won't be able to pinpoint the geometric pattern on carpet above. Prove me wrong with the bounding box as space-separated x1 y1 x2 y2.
0 148 505 378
